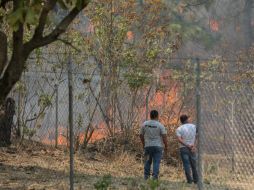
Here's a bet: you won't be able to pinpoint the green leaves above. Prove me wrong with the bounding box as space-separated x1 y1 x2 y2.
14 81 27 93
6 1 42 31
94 174 112 190
146 48 159 59
125 72 151 90
169 23 182 33
3 0 89 31
168 21 217 49
0 7 5 17
38 93 52 108
25 8 38 25
6 7 24 31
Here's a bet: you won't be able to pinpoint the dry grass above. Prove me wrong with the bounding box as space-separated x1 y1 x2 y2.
0 141 253 190
202 153 254 190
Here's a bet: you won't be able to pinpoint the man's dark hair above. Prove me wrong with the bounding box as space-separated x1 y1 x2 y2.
180 114 189 124
150 110 159 119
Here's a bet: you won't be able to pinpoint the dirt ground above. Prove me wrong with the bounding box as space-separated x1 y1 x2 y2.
0 140 196 190
0 141 249 190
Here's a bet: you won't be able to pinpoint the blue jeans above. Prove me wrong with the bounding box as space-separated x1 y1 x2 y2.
180 147 199 183
144 146 163 180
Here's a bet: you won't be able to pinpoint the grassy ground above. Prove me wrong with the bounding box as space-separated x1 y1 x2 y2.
202 154 254 190
0 141 252 190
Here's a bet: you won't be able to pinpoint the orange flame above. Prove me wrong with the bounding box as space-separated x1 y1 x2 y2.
41 69 184 145
79 123 107 143
210 19 219 32
41 123 107 146
148 70 182 126
126 31 134 41
41 126 68 146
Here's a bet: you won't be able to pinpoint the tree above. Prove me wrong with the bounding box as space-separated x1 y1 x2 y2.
0 0 90 146
82 0 181 139
80 0 217 145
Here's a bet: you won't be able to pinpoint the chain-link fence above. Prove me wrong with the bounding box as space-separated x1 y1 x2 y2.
9 55 171 150
7 55 254 190
199 60 254 190
10 66 106 148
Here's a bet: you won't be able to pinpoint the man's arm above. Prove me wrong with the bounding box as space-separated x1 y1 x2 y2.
176 128 193 148
177 136 193 149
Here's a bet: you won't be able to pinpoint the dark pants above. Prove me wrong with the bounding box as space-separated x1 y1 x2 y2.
144 146 163 180
180 147 199 184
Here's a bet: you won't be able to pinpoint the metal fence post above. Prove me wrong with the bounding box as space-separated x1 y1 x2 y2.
55 84 59 148
17 87 21 138
196 58 203 190
68 55 74 190
231 99 236 172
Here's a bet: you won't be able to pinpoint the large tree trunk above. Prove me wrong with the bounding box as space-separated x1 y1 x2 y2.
0 31 7 73
0 0 90 145
0 98 15 147
0 0 90 101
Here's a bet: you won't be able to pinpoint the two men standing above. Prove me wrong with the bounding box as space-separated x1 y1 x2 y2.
140 111 198 184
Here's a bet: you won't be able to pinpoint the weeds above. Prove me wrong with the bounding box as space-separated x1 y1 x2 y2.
147 179 160 190
94 174 112 190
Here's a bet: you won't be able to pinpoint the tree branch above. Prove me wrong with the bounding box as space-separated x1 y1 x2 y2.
0 1 24 101
33 0 57 39
24 0 90 53
0 0 90 102
57 38 81 52
11 0 24 70
88 84 111 124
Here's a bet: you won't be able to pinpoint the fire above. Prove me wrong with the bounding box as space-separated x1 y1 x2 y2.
90 130 106 143
148 70 182 126
40 71 185 146
41 126 68 146
152 92 164 106
210 19 219 32
78 123 106 144
126 31 134 41
41 123 107 146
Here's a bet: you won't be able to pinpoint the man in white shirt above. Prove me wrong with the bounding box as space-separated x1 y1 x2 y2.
176 115 198 184
140 110 168 180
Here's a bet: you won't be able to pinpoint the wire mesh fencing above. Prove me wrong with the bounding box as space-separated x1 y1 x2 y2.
199 61 254 190
7 55 254 190
9 63 161 150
